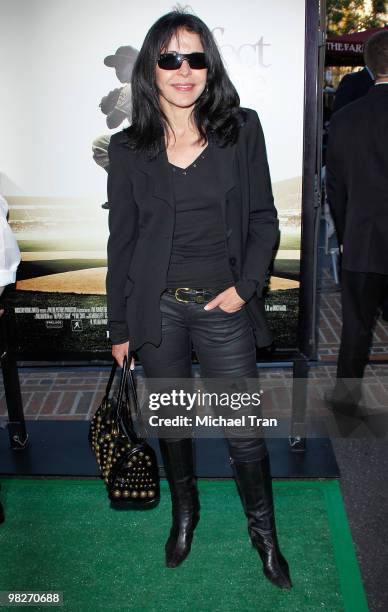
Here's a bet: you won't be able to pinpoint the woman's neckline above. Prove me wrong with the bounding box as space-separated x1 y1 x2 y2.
168 144 210 174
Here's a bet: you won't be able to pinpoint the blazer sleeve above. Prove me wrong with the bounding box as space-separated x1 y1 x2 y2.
325 117 347 245
332 74 356 114
106 136 139 345
238 110 279 298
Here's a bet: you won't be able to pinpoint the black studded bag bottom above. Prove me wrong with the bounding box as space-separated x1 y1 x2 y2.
89 356 160 510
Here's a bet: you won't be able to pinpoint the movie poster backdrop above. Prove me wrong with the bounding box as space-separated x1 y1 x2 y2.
0 0 305 356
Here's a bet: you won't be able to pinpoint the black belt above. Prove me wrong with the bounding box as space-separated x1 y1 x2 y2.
164 287 226 303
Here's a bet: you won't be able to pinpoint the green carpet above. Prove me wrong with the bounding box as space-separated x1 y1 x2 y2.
0 479 368 612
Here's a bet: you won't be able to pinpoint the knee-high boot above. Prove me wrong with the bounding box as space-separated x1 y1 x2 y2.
159 438 200 568
230 452 292 589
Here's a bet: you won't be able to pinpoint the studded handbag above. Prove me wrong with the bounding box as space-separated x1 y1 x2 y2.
89 355 160 509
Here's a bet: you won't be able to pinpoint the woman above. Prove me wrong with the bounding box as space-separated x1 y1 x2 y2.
106 10 292 589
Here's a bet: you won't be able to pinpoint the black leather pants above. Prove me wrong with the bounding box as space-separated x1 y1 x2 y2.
137 291 268 462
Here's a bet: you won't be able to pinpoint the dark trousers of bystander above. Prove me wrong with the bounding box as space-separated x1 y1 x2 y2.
335 269 388 405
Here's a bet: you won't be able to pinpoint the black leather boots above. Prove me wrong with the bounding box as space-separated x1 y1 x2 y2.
159 439 291 586
159 438 200 568
230 453 292 589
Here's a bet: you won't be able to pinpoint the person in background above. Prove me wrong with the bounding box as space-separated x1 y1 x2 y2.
0 193 21 524
323 54 374 244
332 65 374 114
325 41 374 244
331 36 388 322
326 30 388 411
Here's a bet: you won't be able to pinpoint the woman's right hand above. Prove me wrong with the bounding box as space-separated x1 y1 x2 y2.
112 341 135 369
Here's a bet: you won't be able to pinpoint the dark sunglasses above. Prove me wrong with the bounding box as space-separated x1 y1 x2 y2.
157 52 207 70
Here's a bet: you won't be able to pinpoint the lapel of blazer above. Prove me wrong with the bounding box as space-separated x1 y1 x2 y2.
210 140 237 230
211 140 236 193
135 148 175 210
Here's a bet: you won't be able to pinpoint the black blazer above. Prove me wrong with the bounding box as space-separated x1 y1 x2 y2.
106 108 279 351
332 67 374 114
326 84 388 273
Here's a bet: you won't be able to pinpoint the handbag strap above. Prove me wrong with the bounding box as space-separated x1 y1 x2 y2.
105 360 118 398
104 356 129 412
124 358 148 439
127 366 140 420
116 355 129 409
104 355 147 440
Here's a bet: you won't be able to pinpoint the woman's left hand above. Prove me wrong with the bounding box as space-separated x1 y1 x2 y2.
204 286 246 313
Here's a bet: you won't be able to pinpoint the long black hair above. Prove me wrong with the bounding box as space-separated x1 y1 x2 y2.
124 9 246 156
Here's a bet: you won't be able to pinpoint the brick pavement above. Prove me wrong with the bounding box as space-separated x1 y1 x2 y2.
0 370 108 421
